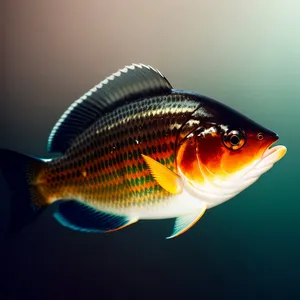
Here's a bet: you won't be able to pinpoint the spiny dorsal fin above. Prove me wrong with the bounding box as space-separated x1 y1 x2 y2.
47 63 173 153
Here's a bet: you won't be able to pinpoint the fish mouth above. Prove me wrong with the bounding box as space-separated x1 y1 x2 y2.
261 144 287 163
243 143 287 181
260 131 286 165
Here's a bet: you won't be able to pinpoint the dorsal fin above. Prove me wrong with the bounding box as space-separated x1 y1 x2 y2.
47 63 173 153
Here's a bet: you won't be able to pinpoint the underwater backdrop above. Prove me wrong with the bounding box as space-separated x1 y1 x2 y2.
0 0 299 299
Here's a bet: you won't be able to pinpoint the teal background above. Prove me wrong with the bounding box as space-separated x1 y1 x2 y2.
1 1 300 299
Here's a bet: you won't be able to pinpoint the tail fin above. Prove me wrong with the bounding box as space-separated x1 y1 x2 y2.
0 149 49 233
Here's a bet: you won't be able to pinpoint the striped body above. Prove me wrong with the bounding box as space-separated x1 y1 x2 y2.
40 93 202 218
0 63 286 238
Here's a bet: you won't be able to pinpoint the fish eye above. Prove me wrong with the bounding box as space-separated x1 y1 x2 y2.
222 129 246 150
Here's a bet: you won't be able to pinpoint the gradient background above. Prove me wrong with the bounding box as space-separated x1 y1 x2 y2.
1 1 300 299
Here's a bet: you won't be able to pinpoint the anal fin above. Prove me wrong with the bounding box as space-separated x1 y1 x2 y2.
54 200 138 233
166 207 207 239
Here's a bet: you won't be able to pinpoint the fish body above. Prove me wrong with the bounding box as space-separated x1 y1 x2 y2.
0 64 287 238
44 93 204 219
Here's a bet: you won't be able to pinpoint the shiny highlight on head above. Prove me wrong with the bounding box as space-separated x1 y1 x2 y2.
174 98 286 208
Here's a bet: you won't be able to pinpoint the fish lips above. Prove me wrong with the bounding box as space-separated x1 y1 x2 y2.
243 143 287 181
261 144 287 166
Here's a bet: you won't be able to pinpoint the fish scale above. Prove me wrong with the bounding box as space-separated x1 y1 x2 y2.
41 95 199 211
0 63 285 238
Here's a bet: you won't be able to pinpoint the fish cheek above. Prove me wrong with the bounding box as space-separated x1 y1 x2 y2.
195 135 225 178
220 149 248 174
176 138 204 183
220 135 264 174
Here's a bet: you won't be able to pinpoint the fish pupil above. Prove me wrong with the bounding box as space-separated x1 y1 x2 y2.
222 129 245 150
230 135 240 145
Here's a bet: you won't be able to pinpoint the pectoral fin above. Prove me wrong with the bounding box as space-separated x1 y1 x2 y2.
141 154 183 194
166 207 207 239
54 200 138 233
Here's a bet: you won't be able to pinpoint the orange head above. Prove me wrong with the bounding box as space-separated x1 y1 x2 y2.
175 93 287 208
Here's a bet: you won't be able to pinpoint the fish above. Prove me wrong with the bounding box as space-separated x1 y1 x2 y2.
0 63 287 239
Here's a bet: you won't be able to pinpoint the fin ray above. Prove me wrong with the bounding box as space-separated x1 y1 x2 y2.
166 208 206 239
48 64 173 153
142 154 183 194
0 149 48 232
54 200 138 233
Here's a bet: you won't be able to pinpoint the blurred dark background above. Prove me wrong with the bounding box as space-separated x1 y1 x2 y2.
1 1 300 299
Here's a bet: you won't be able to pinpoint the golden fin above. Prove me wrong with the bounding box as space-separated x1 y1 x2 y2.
166 207 207 239
106 218 139 233
141 154 183 194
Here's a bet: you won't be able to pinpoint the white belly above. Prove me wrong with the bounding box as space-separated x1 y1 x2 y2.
95 187 207 220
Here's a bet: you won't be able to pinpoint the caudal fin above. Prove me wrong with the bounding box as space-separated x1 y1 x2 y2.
0 149 49 232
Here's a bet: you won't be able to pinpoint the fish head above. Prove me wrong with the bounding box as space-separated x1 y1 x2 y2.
176 95 287 208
